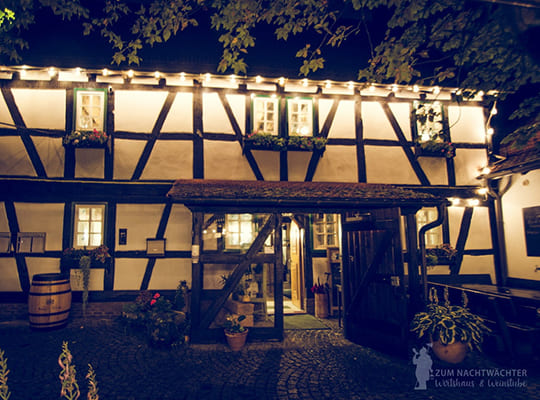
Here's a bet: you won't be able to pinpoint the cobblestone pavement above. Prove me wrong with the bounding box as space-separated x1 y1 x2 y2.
0 317 538 400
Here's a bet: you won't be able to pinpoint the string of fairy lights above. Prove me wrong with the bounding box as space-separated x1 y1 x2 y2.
0 64 498 206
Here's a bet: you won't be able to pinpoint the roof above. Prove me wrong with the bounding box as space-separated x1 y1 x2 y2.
167 179 447 212
489 132 540 178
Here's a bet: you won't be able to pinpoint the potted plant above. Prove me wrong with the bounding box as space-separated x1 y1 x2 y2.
410 286 490 363
223 314 248 351
63 129 109 148
425 244 457 266
311 279 330 318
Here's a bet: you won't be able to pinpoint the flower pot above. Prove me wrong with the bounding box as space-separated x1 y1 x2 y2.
225 329 248 351
314 292 329 318
432 340 468 364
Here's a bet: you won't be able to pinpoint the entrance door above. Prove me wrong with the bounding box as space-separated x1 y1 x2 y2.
289 220 304 310
341 208 409 357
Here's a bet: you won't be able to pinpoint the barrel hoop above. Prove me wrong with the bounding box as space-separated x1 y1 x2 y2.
31 280 70 286
30 320 68 327
28 289 72 296
28 309 71 317
32 273 70 282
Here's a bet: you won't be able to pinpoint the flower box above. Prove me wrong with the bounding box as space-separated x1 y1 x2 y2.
243 133 327 152
63 129 109 148
60 246 111 273
414 140 456 159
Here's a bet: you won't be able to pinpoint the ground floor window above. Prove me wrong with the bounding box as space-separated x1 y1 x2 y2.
312 214 339 250
73 204 105 248
416 207 443 247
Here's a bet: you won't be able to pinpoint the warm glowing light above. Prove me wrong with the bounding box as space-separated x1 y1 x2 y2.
127 70 134 78
369 84 376 92
75 67 82 76
48 67 56 77
490 107 498 115
391 84 398 93
448 197 461 207
432 86 440 95
481 166 491 175
255 75 263 83
413 85 419 93
477 187 488 195
421 133 431 141
325 80 332 89
102 68 109 76
486 127 494 136
179 72 186 81
250 93 255 99
205 73 211 82
467 199 480 207
456 89 462 95
230 74 236 84
271 93 277 99
302 78 308 87
278 77 285 86
347 81 354 90
478 90 484 97
154 71 161 79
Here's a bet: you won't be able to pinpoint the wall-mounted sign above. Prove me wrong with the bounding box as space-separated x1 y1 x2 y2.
523 206 540 257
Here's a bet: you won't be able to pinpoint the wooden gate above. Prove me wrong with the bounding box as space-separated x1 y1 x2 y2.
341 208 409 357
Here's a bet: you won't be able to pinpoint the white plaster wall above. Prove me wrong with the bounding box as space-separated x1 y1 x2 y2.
33 137 64 178
70 268 105 291
312 257 329 288
164 204 192 251
319 98 333 130
448 105 486 143
162 92 193 133
75 148 104 179
463 206 492 249
15 203 64 251
388 102 412 140
140 140 193 180
454 148 488 186
114 259 147 290
0 137 36 176
204 141 255 180
148 258 191 289
26 257 62 281
252 151 280 181
11 89 65 130
362 102 408 141
204 263 231 289
114 90 168 132
116 204 164 250
417 156 448 185
327 100 355 139
501 170 540 281
0 203 9 231
288 151 312 182
113 139 146 179
0 258 21 291
0 95 15 127
312 146 357 182
365 146 419 184
227 94 245 135
202 92 235 134
459 255 496 284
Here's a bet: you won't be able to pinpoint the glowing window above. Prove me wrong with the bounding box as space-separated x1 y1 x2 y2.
74 204 105 248
253 96 278 135
288 98 313 136
416 207 443 247
313 214 338 249
74 88 107 132
225 214 254 249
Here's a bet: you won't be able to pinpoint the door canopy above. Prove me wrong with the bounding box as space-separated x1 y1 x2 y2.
167 179 447 212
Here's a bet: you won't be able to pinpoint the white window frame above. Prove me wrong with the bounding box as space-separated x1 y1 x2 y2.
416 207 443 247
414 101 444 142
252 95 279 135
74 88 107 132
287 97 313 136
73 204 106 249
313 214 339 250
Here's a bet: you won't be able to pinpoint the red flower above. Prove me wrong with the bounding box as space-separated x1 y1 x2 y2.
150 299 157 306
153 293 160 299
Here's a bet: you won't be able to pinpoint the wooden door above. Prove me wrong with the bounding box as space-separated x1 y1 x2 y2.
341 208 409 357
289 220 303 309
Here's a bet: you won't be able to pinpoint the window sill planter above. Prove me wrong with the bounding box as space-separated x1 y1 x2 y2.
60 246 111 274
414 140 456 159
243 134 327 153
63 130 109 149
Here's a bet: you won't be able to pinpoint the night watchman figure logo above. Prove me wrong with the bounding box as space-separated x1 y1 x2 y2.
412 345 433 390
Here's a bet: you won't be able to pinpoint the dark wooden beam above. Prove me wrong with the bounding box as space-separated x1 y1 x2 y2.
1 87 47 178
450 207 474 274
218 91 243 141
140 202 173 290
355 89 367 183
104 202 117 290
5 201 30 292
305 99 339 181
381 102 430 186
131 92 176 180
193 82 204 179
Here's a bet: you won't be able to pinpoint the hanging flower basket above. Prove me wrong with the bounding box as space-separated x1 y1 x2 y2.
63 129 109 148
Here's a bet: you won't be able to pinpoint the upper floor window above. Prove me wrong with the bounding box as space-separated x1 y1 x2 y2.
74 204 105 248
313 214 339 250
414 101 444 142
253 95 278 135
416 207 442 247
74 88 107 132
287 97 313 136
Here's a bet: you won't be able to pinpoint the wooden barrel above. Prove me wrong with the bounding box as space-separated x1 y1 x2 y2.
28 273 71 330
314 292 329 318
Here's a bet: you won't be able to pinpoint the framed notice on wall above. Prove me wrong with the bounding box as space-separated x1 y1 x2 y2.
523 206 540 257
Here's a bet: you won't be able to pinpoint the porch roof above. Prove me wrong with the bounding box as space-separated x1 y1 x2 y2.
167 179 447 212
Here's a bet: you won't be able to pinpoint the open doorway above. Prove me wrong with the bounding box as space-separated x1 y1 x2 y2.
283 218 305 314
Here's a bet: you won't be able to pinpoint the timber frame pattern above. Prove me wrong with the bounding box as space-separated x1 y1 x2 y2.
0 73 501 308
